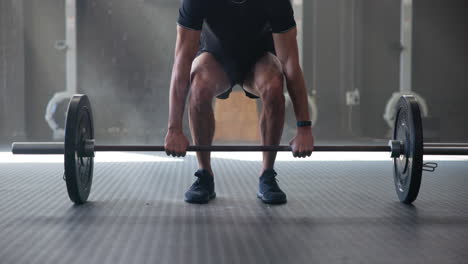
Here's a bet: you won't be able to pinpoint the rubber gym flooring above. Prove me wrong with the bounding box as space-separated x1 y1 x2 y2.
1 150 467 264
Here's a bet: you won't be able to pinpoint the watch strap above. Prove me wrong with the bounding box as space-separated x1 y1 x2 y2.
297 121 312 127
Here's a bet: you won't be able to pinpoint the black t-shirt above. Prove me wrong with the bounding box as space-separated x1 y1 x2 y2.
177 0 296 59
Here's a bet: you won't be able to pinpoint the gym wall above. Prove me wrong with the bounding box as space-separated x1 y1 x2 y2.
412 0 468 141
77 0 179 144
303 0 468 141
23 0 66 142
0 0 467 144
0 0 27 142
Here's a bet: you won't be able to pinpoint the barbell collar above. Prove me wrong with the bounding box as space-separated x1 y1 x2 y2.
388 140 405 158
83 139 96 157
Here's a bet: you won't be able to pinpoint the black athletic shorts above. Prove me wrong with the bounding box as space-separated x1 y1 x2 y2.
197 47 275 100
178 0 297 100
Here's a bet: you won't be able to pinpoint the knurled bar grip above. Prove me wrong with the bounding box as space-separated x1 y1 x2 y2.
96 145 392 152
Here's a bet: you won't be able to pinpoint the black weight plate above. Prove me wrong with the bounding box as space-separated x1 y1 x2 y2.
393 95 423 204
64 95 94 204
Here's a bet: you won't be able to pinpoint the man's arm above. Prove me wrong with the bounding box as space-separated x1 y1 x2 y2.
165 26 200 157
273 27 314 157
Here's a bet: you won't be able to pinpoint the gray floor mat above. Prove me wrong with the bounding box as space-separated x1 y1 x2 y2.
1 154 467 264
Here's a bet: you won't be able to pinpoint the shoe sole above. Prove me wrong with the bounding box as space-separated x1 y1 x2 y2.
257 192 287 205
185 192 216 204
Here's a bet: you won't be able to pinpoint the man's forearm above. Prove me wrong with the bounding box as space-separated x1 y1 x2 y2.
284 67 311 122
168 59 193 131
167 26 200 132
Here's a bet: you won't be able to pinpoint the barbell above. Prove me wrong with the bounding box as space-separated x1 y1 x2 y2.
11 94 468 205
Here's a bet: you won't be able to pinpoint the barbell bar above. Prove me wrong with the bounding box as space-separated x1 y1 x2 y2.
10 94 468 205
11 141 468 156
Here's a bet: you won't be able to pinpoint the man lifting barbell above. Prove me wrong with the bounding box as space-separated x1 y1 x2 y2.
12 93 468 205
164 0 314 204
15 2 467 206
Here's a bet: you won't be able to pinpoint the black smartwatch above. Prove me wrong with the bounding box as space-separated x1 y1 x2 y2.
297 121 312 127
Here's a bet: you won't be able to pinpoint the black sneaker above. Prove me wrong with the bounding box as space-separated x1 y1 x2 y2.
257 169 287 204
184 169 216 204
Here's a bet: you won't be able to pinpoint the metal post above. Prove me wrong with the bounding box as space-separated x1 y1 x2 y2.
44 0 77 139
400 0 413 93
65 0 77 95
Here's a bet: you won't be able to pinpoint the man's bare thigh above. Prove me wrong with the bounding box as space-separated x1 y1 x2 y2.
243 53 284 97
191 52 231 96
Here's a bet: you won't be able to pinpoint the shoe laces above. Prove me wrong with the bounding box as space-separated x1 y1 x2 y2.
264 177 280 187
261 170 281 192
192 170 212 190
191 178 204 191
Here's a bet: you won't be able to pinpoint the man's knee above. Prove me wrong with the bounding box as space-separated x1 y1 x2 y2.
190 73 216 108
258 72 285 106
